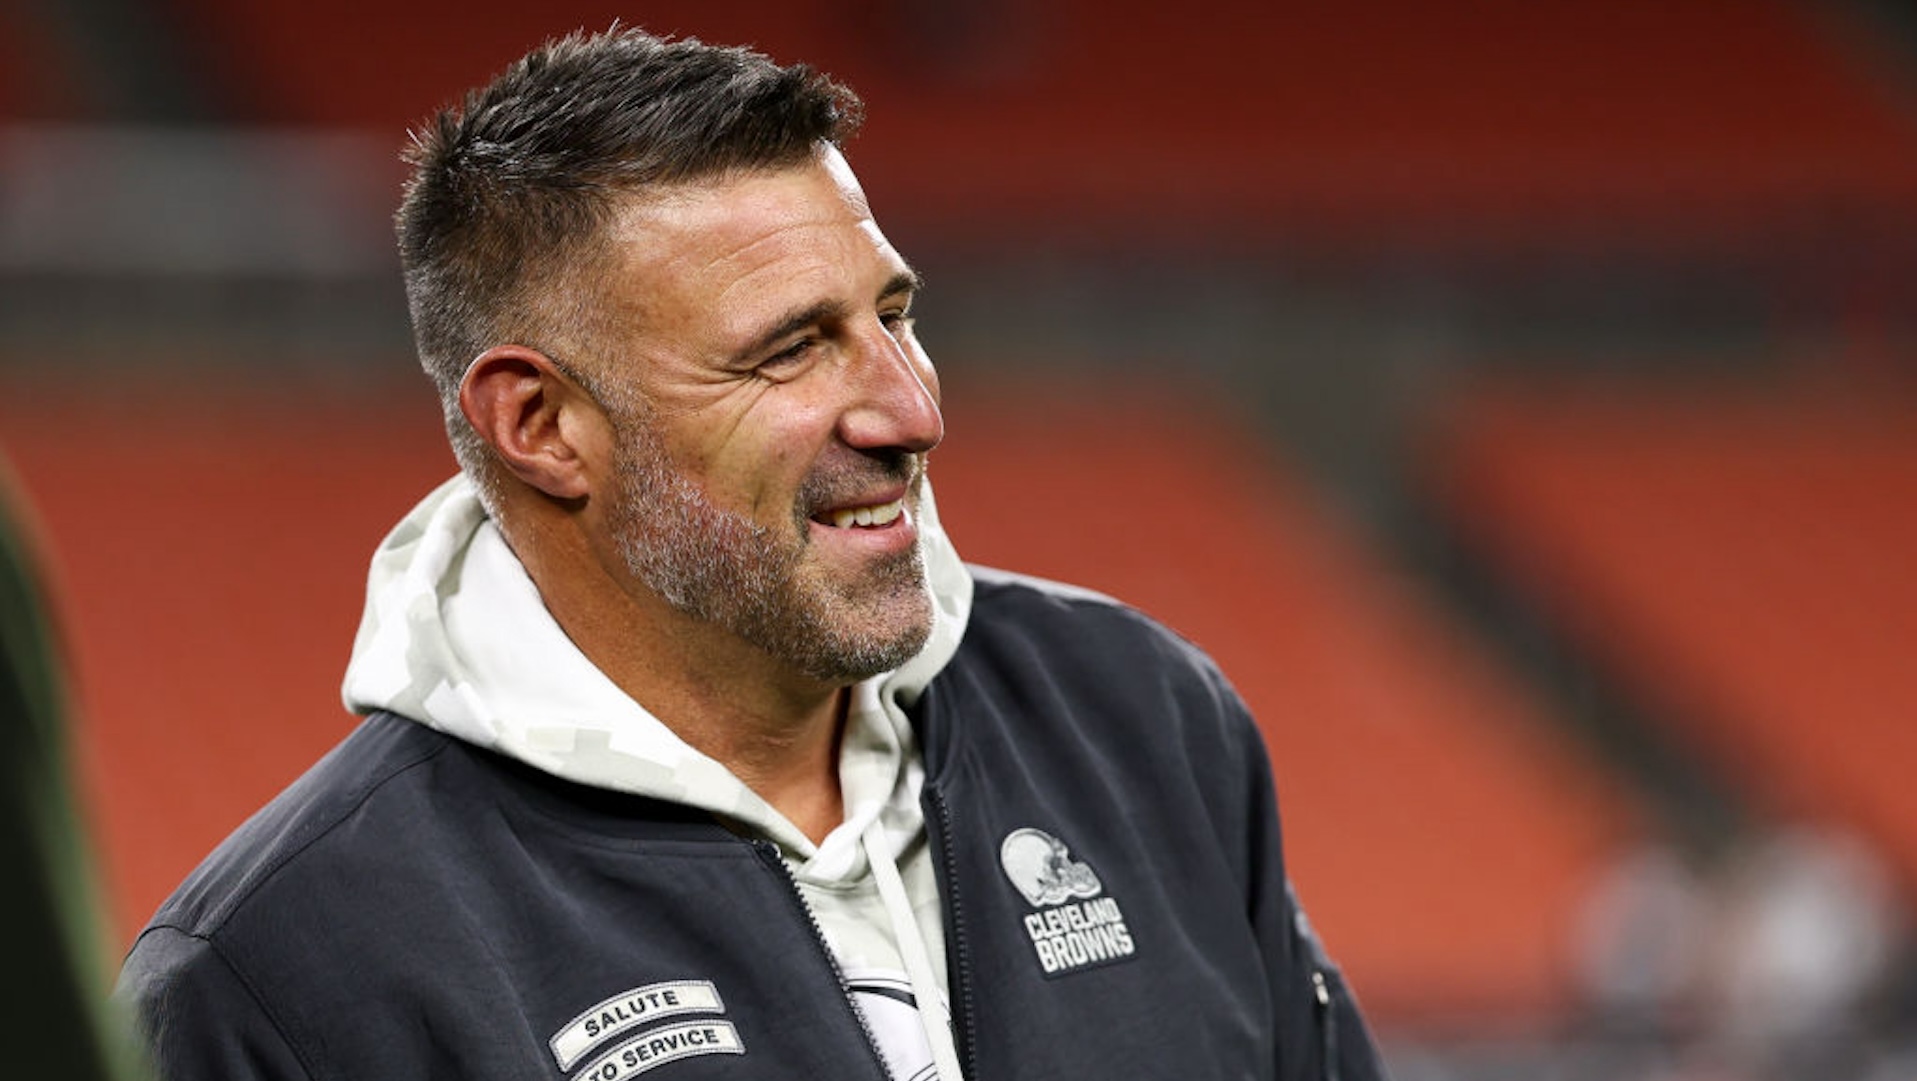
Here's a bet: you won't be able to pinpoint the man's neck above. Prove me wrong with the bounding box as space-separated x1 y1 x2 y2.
682 686 849 845
516 522 851 844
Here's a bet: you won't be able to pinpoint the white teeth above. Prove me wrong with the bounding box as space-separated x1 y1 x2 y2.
827 499 904 529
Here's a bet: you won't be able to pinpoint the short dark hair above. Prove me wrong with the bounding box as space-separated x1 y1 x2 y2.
395 27 864 490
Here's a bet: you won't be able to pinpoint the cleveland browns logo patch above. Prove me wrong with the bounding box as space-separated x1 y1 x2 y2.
999 828 1137 977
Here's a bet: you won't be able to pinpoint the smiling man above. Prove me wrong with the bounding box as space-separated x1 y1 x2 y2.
116 27 1386 1081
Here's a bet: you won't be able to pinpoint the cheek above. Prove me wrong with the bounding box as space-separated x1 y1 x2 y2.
701 401 839 515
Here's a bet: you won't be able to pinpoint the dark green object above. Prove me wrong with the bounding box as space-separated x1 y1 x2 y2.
0 462 147 1080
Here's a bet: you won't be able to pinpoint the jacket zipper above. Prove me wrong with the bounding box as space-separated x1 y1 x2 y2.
924 790 978 1080
750 840 893 1081
1311 969 1341 1081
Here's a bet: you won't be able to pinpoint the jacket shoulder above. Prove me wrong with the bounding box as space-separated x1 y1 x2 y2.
949 564 1263 772
138 713 454 940
963 564 1237 699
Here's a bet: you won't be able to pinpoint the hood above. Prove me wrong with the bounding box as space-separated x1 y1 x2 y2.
340 473 972 867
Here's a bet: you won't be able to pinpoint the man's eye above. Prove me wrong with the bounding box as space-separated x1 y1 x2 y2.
880 312 916 338
765 338 817 368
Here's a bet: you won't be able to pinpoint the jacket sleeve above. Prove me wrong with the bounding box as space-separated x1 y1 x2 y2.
116 927 314 1081
1225 688 1390 1081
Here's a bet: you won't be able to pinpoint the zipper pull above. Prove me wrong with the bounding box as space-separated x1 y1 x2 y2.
1311 970 1341 1081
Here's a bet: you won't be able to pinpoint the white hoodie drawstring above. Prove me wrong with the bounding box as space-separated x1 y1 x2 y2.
863 820 965 1081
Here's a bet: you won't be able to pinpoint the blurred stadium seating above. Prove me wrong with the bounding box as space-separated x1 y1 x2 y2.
1427 381 1917 896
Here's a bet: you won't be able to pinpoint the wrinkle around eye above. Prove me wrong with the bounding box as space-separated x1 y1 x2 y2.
749 338 822 383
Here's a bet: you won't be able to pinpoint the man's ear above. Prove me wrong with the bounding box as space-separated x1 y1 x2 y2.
458 346 606 501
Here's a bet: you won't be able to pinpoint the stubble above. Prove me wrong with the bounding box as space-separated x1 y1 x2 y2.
603 407 934 684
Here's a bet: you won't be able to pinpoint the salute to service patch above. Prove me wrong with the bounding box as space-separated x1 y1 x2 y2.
550 980 742 1077
999 828 1138 977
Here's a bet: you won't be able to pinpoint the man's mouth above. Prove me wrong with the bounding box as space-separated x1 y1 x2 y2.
815 497 906 530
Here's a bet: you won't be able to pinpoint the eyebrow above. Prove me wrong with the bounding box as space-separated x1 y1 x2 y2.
731 268 923 364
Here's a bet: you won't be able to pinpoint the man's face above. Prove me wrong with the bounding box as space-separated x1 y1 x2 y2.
587 148 943 685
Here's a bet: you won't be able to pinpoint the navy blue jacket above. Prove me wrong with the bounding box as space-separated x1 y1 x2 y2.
118 568 1386 1080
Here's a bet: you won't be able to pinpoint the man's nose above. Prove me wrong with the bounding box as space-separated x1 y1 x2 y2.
837 322 943 454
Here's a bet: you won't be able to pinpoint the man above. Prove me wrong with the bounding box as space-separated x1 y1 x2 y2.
117 27 1386 1081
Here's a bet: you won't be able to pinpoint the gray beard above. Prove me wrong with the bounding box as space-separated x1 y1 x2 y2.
604 416 934 685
